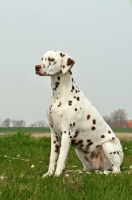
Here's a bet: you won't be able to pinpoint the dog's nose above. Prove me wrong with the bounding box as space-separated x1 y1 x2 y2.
35 65 41 71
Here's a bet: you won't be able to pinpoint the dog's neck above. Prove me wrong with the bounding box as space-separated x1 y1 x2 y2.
50 70 80 99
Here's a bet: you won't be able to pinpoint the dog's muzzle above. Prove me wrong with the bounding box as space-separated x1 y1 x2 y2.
35 65 41 72
35 65 42 75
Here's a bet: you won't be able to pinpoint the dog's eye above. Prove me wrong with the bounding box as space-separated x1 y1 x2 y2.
48 57 55 62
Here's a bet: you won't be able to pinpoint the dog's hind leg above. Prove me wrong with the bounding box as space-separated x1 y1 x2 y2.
75 149 93 171
102 138 124 173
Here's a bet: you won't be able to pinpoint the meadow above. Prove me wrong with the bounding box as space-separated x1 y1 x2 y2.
0 127 132 134
0 130 132 200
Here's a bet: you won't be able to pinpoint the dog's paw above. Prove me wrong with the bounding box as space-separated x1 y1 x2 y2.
42 171 53 178
112 167 121 174
55 172 61 177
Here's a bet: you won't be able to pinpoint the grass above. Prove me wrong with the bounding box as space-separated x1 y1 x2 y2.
0 131 132 200
112 127 132 133
0 127 50 133
0 127 132 134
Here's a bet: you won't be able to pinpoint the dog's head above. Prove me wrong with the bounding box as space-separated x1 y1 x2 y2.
35 51 75 76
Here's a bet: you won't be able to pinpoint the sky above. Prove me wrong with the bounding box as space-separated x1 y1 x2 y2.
0 0 132 126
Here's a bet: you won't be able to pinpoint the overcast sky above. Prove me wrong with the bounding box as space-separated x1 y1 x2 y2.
0 0 132 126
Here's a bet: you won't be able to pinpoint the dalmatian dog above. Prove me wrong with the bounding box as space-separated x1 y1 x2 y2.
35 51 124 177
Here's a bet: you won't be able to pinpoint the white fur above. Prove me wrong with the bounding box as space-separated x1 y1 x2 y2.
35 51 124 177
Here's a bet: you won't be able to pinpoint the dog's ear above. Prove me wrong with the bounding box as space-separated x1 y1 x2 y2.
60 52 75 74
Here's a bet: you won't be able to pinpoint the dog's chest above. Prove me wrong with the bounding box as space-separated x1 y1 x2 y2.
47 98 64 129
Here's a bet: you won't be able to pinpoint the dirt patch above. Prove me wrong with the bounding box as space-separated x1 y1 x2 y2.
115 133 132 140
32 133 51 138
1 132 132 140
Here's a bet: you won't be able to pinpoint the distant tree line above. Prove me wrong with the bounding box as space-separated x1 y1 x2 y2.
0 118 48 127
103 109 130 128
0 109 131 128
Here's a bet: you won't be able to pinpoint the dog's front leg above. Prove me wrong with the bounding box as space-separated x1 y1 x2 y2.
42 128 60 178
55 132 71 176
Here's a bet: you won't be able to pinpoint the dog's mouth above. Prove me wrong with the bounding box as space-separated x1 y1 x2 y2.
36 71 45 76
35 71 52 76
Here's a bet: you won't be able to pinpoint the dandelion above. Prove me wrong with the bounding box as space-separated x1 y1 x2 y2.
65 174 69 177
0 176 4 179
99 171 103 174
78 171 83 174
103 170 110 175
17 154 20 157
76 170 81 172
124 147 127 149
4 155 7 158
31 165 35 168
73 166 77 168
129 165 132 169
86 172 91 174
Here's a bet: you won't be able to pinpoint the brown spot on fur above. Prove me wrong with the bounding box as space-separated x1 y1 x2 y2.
55 136 59 141
87 115 90 120
73 122 75 126
82 150 89 154
73 131 79 138
87 139 91 142
93 119 96 125
86 142 93 147
69 70 72 75
71 139 83 146
90 151 96 159
108 130 111 134
72 86 75 90
67 58 75 66
54 144 59 153
57 102 61 107
101 135 105 138
68 100 72 106
77 97 80 101
75 108 77 111
60 53 65 57
91 127 96 130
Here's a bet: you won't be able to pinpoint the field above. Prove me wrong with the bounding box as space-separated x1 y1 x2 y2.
0 127 132 134
0 130 132 200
